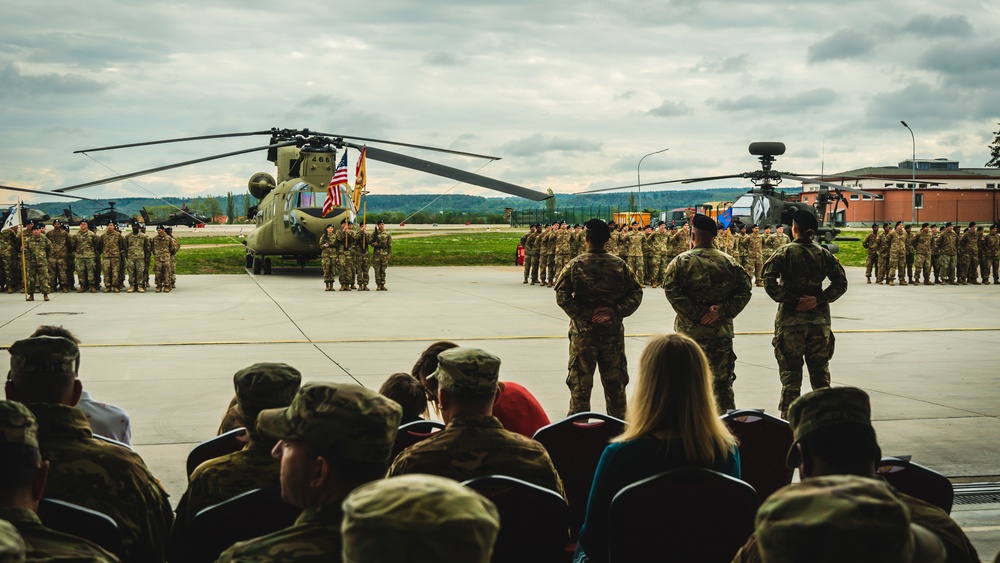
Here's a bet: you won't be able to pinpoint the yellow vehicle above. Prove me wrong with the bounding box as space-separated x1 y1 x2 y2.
700 201 733 221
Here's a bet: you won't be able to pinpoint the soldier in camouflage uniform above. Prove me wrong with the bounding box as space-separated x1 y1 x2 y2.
520 224 536 284
22 224 51 301
929 224 942 283
351 223 371 291
674 223 691 260
169 363 302 560
165 227 179 289
124 224 149 293
319 224 337 291
371 219 392 291
862 223 879 283
551 222 571 278
71 220 99 293
641 225 654 285
761 225 774 263
762 210 848 419
663 215 753 412
984 224 1000 284
603 222 618 256
904 224 915 284
885 221 908 286
342 474 501 563
625 223 645 286
388 347 564 494
911 223 934 285
573 224 587 256
45 220 71 292
956 225 974 284
0 224 20 293
141 225 151 289
771 225 790 250
528 224 542 284
554 219 643 418
151 226 173 293
539 223 557 287
0 519 24 561
98 222 124 293
745 224 765 287
335 220 354 291
0 400 121 562
5 336 173 562
936 222 958 284
217 383 402 563
875 223 891 284
647 223 669 288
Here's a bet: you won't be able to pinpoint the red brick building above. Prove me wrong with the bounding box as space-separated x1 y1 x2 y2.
799 159 1000 226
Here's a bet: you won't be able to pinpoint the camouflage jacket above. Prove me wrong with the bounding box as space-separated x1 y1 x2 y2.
525 231 540 256
554 250 643 336
319 232 337 258
0 227 18 255
649 230 669 254
72 230 99 259
216 504 342 563
745 233 763 256
554 229 572 255
46 227 71 258
151 233 173 262
124 232 149 261
572 230 587 255
351 229 369 255
625 230 644 256
875 231 891 256
862 231 878 255
371 229 391 256
673 230 691 254
663 246 753 339
333 229 352 252
98 230 125 258
983 233 1000 258
23 234 50 267
959 231 977 255
936 230 957 255
604 230 618 254
539 230 556 256
0 506 121 562
762 239 848 328
912 230 933 255
770 233 790 250
887 229 907 255
26 403 173 563
387 414 564 496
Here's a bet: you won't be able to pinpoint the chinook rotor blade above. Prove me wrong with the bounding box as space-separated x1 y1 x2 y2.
74 131 277 153
353 144 550 201
317 132 500 161
55 141 298 193
0 185 101 202
779 173 881 198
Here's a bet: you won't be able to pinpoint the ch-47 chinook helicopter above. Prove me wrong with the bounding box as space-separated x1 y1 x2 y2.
5 128 549 273
581 142 882 252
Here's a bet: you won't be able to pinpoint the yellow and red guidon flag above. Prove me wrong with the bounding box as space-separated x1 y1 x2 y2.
322 151 349 217
352 146 366 213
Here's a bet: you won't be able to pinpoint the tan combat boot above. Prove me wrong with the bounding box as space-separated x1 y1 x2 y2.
43 294 49 301
137 286 145 293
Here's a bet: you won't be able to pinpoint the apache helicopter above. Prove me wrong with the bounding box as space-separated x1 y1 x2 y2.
6 128 549 274
582 142 881 251
139 202 210 228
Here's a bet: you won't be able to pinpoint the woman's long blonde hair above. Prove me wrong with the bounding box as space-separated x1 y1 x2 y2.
614 333 736 465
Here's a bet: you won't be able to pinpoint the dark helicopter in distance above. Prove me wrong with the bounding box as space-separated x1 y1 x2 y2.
581 142 881 252
139 203 210 228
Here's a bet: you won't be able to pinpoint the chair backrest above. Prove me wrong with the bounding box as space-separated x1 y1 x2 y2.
532 411 625 540
92 433 133 450
463 475 569 563
609 467 759 563
390 419 446 461
721 409 794 501
38 497 124 559
877 456 954 514
186 427 247 477
183 487 301 563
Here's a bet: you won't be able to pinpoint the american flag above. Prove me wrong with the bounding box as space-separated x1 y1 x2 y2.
322 152 349 217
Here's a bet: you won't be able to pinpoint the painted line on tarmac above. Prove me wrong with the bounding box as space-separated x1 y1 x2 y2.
4 326 995 349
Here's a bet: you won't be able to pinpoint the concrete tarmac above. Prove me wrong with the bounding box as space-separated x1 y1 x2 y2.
1 264 998 558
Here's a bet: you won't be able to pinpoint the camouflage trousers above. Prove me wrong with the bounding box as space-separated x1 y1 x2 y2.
528 253 540 283
126 257 146 288
913 253 932 283
101 256 122 289
746 256 763 285
353 252 370 287
648 255 663 285
555 253 571 279
984 259 1000 282
887 251 906 283
48 256 70 289
76 258 97 289
694 335 737 413
540 254 555 283
25 258 50 294
522 253 533 281
957 254 971 283
566 331 629 419
170 257 177 287
643 256 653 283
1 255 20 289
373 254 389 286
877 254 890 282
154 260 170 289
321 255 336 283
937 254 956 283
626 255 644 284
773 324 834 417
338 252 354 288
865 252 878 279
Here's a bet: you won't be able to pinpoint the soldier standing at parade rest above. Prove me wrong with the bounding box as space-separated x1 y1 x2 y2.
71 220 99 293
984 224 1000 284
151 226 173 293
124 223 149 293
663 214 752 412
937 222 958 284
98 221 124 293
648 222 668 288
904 224 915 284
528 224 542 284
319 224 337 291
885 221 908 286
45 220 71 292
745 225 765 287
165 227 179 290
335 219 354 291
761 225 774 264
539 223 557 287
520 224 535 284
625 222 645 287
354 222 371 291
929 224 942 283
141 225 151 289
862 223 879 284
875 223 891 284
0 223 20 293
371 219 392 291
22 223 51 302
762 210 848 419
911 223 934 285
554 221 573 278
554 219 643 418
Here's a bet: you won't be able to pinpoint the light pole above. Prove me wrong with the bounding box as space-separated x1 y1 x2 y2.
901 121 916 224
637 148 669 225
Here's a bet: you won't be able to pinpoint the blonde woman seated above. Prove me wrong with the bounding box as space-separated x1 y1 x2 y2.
575 333 741 563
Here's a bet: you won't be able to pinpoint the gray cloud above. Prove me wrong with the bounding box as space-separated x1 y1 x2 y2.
0 64 107 98
647 100 692 117
900 14 972 37
11 32 169 68
424 52 464 67
808 30 877 64
919 39 1000 77
500 134 602 157
708 88 837 113
691 53 750 74
863 81 995 130
615 90 637 101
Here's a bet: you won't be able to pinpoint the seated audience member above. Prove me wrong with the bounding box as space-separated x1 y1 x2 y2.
216 383 402 562
412 341 550 437
28 325 131 444
389 347 563 495
732 386 978 563
341 474 501 563
217 396 241 435
576 333 740 563
169 363 302 555
378 373 427 425
752 475 946 563
5 336 172 563
0 400 120 562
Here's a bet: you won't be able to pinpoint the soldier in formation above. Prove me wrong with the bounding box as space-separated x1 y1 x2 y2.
885 221 908 286
520 224 536 284
72 219 99 292
1 223 21 293
370 219 392 291
744 224 765 287
22 222 51 301
335 219 354 291
165 227 179 290
124 223 150 293
875 223 891 284
320 224 337 291
151 225 174 292
98 221 125 293
911 223 934 285
862 223 879 283
46 219 72 292
353 222 371 291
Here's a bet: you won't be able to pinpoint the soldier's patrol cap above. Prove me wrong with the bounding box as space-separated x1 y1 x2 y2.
8 336 79 377
691 214 717 235
0 519 25 563
341 474 501 563
0 400 39 449
256 383 402 462
427 347 500 396
792 210 818 232
755 475 946 563
785 386 872 468
233 363 302 421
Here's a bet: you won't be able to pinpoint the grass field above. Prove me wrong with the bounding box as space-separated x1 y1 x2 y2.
174 231 868 274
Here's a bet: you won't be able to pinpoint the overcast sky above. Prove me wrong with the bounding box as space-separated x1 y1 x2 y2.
2 0 998 206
